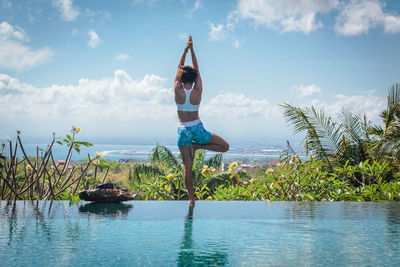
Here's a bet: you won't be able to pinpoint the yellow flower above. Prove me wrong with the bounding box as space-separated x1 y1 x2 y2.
16 167 19 172
228 161 238 173
166 174 174 180
165 184 171 192
26 165 33 171
249 178 257 184
77 127 81 133
201 165 209 174
266 168 274 174
100 153 103 158
90 156 94 160
210 167 216 173
96 152 99 156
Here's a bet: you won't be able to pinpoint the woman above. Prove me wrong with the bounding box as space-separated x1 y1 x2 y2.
174 36 229 206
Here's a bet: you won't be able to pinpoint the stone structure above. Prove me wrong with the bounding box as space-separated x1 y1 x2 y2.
79 182 135 203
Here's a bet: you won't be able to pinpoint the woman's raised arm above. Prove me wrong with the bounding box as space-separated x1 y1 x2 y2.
189 36 202 90
174 42 190 89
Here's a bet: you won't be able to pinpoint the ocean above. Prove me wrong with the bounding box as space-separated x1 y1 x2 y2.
2 137 304 162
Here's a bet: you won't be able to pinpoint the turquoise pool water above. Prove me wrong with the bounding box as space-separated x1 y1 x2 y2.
1 201 400 266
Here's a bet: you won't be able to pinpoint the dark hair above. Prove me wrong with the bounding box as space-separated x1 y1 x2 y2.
180 66 197 84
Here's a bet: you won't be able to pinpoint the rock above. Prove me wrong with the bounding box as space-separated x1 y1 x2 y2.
79 182 135 203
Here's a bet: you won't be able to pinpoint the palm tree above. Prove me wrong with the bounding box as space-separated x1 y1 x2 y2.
280 103 370 169
280 83 400 170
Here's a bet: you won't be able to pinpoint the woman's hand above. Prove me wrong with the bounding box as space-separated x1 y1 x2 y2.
186 35 193 50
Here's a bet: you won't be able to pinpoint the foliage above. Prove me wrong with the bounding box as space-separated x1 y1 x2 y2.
280 83 400 181
129 144 239 200
0 126 116 201
212 159 400 201
126 140 400 202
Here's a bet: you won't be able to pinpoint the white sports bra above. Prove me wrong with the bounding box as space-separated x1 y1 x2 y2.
176 88 199 112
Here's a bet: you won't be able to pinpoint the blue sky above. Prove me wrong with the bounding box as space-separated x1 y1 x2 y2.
1 0 400 143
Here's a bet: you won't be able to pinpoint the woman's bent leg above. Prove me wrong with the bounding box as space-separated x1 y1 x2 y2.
194 133 229 153
179 145 195 206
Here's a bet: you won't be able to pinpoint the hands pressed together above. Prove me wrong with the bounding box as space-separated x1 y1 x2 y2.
185 35 193 52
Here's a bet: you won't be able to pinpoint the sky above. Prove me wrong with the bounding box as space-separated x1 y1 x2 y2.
1 0 400 144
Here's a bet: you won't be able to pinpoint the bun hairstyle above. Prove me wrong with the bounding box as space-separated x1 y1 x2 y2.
180 66 198 84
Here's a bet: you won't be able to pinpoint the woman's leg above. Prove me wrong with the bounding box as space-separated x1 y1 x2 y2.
193 133 229 153
179 145 195 206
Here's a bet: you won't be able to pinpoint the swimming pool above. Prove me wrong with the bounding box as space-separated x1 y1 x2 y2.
1 201 400 266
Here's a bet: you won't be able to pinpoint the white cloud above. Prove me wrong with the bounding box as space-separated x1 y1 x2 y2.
88 30 100 48
0 21 53 72
208 21 240 47
335 0 400 35
300 91 386 123
202 93 279 119
208 22 228 41
327 93 386 122
0 70 174 120
53 0 79 22
114 53 130 61
0 21 26 41
293 84 321 98
188 0 202 16
0 72 282 123
233 0 338 34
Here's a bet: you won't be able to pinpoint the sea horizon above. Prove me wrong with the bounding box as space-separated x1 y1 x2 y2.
1 136 305 162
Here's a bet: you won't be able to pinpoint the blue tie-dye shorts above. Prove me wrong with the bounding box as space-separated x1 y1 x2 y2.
177 121 212 147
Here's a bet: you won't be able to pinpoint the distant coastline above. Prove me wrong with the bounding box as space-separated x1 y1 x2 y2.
4 139 305 164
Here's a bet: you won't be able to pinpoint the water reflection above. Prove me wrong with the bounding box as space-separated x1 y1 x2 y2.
385 204 400 248
1 201 57 245
177 205 228 267
78 203 133 217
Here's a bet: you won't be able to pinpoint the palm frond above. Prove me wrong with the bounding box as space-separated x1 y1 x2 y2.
368 125 384 137
204 153 223 170
388 83 400 107
374 120 400 162
130 163 164 183
338 107 370 163
280 140 301 165
306 106 343 157
280 103 331 162
338 107 365 144
151 144 181 171
381 83 400 132
193 149 206 176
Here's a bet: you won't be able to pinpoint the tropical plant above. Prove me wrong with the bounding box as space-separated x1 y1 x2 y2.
280 103 370 168
0 126 108 201
370 83 400 166
129 144 224 200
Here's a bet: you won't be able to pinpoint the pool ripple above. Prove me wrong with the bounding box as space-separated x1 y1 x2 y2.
1 201 400 266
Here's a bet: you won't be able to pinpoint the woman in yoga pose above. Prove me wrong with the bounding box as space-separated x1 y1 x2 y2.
174 36 229 206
